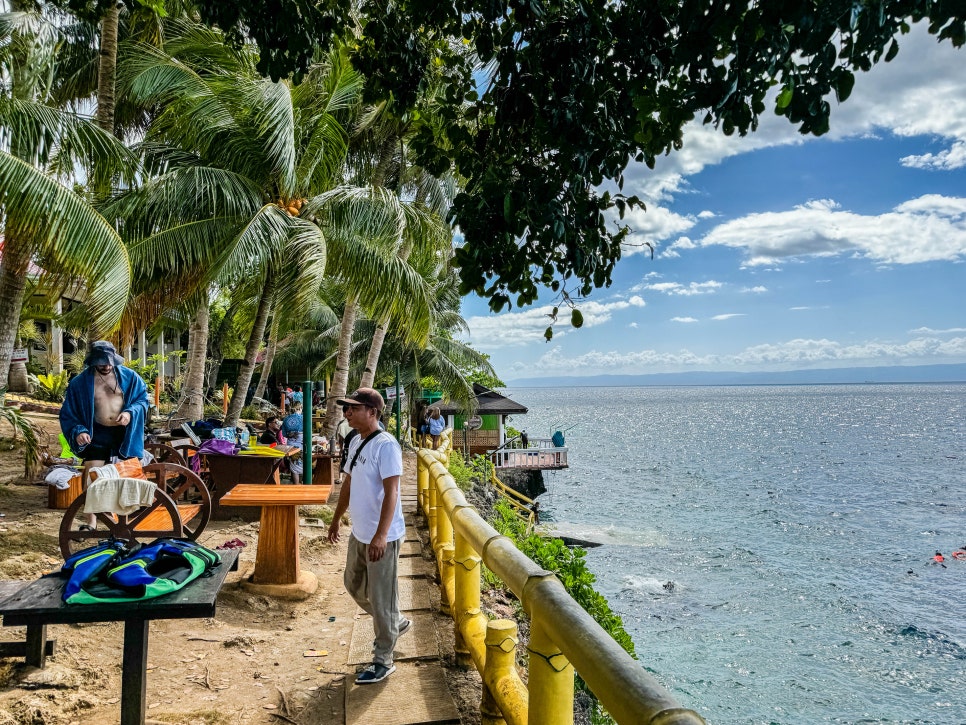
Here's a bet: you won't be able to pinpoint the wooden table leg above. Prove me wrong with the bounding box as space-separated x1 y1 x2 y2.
252 506 300 584
24 624 49 667
121 619 149 725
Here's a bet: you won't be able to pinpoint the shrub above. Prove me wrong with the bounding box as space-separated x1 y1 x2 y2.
35 371 70 402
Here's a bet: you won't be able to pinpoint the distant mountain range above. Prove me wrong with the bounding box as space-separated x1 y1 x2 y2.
507 363 966 387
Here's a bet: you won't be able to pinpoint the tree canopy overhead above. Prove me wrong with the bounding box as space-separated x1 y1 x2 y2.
189 3 966 310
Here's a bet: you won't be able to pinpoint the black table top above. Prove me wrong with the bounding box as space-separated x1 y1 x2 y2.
0 548 239 627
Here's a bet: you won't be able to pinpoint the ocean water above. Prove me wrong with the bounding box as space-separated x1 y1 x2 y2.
501 384 966 724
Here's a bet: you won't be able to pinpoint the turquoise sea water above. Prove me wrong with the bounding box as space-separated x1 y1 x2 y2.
502 384 966 724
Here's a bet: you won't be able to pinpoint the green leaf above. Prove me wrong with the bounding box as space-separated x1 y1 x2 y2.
544 326 553 342
571 309 583 328
776 86 794 110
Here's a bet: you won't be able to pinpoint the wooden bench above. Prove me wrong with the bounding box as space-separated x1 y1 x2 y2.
218 484 331 585
0 550 239 725
58 463 211 558
0 582 56 664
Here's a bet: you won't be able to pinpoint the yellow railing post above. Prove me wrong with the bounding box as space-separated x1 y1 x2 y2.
483 620 527 725
417 453 429 514
454 524 486 670
528 612 574 725
435 490 454 559
428 474 439 545
440 542 455 616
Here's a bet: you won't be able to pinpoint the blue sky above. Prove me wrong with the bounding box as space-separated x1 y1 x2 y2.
458 23 966 382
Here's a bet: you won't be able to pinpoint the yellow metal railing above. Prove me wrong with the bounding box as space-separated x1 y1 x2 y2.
417 446 705 725
489 470 537 533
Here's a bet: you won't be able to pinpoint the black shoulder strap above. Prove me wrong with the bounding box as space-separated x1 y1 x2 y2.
349 430 383 471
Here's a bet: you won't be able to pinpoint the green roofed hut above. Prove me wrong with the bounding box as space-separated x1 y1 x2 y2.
434 384 568 470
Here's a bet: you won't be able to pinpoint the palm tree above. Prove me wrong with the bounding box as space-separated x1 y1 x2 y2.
0 5 134 394
110 21 432 427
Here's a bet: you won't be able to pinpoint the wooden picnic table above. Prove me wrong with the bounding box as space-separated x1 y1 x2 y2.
218 485 331 586
0 549 239 725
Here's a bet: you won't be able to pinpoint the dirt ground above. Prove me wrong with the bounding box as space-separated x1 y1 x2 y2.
0 412 484 725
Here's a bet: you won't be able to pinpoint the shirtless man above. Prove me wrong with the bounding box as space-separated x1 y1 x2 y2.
60 341 150 529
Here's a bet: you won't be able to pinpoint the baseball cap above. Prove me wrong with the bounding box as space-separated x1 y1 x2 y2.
336 387 385 412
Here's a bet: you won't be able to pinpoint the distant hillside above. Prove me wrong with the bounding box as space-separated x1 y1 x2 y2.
507 363 966 387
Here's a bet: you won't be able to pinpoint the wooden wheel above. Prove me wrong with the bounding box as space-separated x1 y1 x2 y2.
144 442 187 467
142 463 212 541
58 487 183 559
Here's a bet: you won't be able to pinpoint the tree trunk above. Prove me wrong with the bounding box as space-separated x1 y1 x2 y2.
96 4 119 135
206 301 239 394
323 296 359 437
225 278 275 427
253 313 277 400
359 322 388 389
0 237 31 397
175 299 209 423
359 136 413 388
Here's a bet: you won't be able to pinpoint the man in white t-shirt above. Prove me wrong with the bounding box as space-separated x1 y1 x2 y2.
327 387 407 684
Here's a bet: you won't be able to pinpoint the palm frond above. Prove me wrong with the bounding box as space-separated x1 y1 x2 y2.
0 150 130 333
0 397 41 477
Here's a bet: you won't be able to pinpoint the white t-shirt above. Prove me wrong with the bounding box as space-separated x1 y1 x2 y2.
342 431 404 544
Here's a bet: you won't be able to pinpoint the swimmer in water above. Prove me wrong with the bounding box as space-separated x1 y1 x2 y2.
932 551 947 568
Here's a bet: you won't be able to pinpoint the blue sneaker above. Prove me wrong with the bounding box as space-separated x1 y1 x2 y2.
355 663 395 684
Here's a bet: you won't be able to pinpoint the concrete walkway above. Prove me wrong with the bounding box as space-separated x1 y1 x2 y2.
342 472 462 725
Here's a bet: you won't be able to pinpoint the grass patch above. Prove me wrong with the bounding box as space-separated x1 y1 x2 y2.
299 505 334 525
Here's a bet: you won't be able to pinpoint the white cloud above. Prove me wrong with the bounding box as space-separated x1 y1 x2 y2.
711 313 745 321
640 280 723 295
465 296 646 349
909 326 966 334
740 286 768 293
694 195 966 265
902 141 966 170
671 316 698 323
629 322 639 328
620 206 697 256
509 335 966 377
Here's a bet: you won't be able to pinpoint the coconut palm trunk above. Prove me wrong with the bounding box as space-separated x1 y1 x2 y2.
225 277 275 427
323 296 359 436
253 313 277 400
96 5 119 134
175 299 209 422
0 236 32 396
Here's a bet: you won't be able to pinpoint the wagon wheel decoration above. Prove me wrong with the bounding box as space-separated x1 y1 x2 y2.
142 462 212 541
144 442 188 467
58 487 184 559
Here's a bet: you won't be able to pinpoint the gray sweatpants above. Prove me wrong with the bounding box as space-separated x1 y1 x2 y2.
344 534 404 667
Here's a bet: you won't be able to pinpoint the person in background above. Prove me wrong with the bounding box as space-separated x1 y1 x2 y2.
259 416 284 446
282 402 303 440
287 385 304 406
520 430 529 448
427 407 445 449
59 341 150 530
327 388 407 684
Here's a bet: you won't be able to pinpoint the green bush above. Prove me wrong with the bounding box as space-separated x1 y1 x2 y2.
35 371 70 402
446 450 474 492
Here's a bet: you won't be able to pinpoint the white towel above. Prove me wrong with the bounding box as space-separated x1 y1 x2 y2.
88 463 120 486
45 467 79 490
84 478 158 515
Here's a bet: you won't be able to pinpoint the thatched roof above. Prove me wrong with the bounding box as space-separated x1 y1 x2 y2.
434 383 528 415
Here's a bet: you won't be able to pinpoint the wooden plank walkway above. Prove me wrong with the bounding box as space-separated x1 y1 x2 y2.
343 474 460 724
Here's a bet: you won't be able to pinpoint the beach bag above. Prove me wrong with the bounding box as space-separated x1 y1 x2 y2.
61 538 220 605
